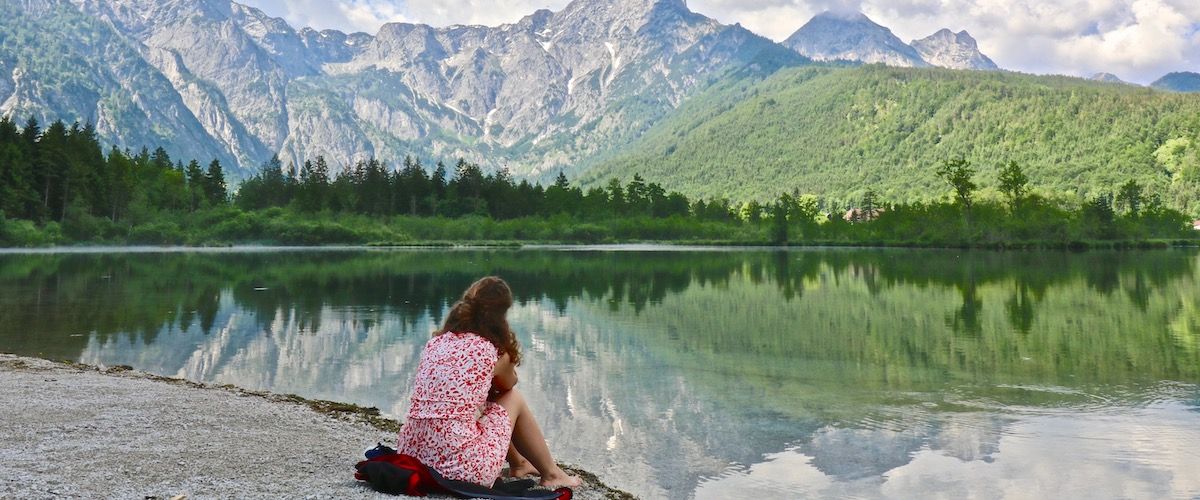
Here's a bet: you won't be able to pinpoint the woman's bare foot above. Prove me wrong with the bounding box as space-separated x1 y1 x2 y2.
507 460 540 478
538 468 582 489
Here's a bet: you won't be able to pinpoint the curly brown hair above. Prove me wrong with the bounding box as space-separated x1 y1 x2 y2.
437 276 521 365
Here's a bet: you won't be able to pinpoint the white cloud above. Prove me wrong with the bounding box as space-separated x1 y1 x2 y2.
689 0 820 40
341 1 410 30
696 404 1200 498
692 0 1200 84
402 0 563 27
1051 0 1192 78
239 0 1199 83
240 0 410 33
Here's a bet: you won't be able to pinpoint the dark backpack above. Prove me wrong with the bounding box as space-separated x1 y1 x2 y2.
354 444 573 500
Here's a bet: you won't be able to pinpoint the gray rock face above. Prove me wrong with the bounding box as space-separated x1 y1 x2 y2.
309 0 800 175
0 0 800 177
73 0 289 162
1089 73 1131 85
0 0 236 167
0 57 14 107
910 29 998 70
783 11 928 68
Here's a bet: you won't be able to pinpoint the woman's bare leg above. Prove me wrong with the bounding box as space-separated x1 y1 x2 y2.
506 443 539 477
496 388 581 488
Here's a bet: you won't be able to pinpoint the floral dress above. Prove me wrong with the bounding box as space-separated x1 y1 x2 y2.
397 332 513 486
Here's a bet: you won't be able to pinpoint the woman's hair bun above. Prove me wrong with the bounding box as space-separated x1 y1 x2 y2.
456 299 474 316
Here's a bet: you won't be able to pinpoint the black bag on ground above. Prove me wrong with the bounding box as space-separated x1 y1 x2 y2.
354 444 573 500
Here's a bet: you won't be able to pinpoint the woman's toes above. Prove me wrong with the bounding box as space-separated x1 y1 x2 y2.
539 472 582 489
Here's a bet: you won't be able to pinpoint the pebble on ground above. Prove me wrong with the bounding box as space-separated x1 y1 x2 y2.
0 354 623 499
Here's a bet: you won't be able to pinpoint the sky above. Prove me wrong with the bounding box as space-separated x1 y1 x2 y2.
239 0 1200 84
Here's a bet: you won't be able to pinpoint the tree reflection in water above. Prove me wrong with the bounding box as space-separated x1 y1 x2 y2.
1 248 1198 499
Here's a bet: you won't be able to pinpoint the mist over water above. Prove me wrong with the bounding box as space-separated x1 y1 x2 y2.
2 248 1199 499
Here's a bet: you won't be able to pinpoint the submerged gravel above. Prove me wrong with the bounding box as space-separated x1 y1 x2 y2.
0 354 627 499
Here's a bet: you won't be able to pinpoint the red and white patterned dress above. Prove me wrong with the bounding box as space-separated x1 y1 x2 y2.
397 332 513 486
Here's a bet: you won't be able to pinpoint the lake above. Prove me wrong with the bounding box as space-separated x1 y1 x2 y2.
2 247 1199 499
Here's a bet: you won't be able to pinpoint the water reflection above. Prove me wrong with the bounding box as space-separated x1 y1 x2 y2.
1 248 1199 499
697 399 1200 499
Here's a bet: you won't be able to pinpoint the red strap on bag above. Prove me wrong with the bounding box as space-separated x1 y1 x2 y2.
355 453 437 496
356 452 573 500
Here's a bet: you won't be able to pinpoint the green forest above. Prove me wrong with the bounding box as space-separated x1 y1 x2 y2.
590 65 1200 215
0 115 757 245
0 114 1195 247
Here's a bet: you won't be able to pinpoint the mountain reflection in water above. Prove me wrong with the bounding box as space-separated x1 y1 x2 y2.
1 248 1198 499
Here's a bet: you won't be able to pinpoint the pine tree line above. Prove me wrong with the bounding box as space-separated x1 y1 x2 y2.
0 115 751 228
2 114 1195 247
236 155 741 222
0 116 227 224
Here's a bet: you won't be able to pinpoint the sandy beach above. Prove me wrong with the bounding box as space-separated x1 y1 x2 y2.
0 354 629 499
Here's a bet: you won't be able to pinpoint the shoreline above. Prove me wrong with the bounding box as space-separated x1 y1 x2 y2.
0 238 1197 254
0 354 634 499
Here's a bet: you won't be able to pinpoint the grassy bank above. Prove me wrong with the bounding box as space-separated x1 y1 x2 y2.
1 205 1196 249
0 207 760 247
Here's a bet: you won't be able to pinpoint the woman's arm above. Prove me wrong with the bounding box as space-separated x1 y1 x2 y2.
493 351 519 392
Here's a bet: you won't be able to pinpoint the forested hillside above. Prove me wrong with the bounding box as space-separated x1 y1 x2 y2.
1 112 1193 247
590 65 1200 215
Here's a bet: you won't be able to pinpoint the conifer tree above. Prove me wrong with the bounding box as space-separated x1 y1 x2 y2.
185 159 205 211
860 189 879 220
204 159 227 205
606 178 626 214
106 146 134 221
429 161 447 216
151 147 173 171
544 171 573 215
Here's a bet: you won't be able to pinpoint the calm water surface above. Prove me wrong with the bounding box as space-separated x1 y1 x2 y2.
2 247 1199 499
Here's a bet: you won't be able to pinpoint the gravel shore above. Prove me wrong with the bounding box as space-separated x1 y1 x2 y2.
0 354 629 499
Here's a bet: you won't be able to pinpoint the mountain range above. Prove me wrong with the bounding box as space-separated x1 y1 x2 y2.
783 11 928 68
1 0 1198 209
0 0 1007 178
1151 72 1200 92
1 0 805 177
781 11 997 71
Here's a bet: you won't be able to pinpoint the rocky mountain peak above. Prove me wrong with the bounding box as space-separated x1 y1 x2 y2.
1088 72 1129 85
910 28 998 70
563 0 687 13
7 0 799 179
783 10 928 68
521 8 555 27
933 29 974 48
814 9 871 22
554 0 693 35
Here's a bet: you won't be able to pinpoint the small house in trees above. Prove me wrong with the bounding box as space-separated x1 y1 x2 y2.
1193 220 1200 230
844 208 885 222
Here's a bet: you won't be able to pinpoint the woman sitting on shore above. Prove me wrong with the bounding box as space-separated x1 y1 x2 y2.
397 276 581 489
